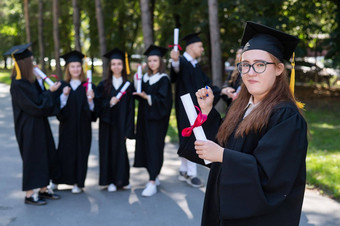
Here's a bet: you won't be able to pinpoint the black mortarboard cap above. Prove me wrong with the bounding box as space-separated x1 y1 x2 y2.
60 50 84 65
144 45 168 57
241 21 299 62
181 32 202 46
103 48 125 60
3 43 32 60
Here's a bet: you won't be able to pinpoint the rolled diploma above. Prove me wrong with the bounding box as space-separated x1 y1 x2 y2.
180 93 211 164
136 65 142 93
33 67 55 86
174 28 179 51
116 81 130 99
87 70 92 91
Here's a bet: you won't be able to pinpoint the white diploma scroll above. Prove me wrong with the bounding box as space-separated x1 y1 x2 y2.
87 70 92 91
116 81 130 100
33 67 55 86
136 65 142 93
174 28 179 51
180 93 211 164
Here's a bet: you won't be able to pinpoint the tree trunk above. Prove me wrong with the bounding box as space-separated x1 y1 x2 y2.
24 0 31 48
38 0 45 71
53 0 62 78
208 0 222 88
72 0 81 51
95 0 107 77
140 0 154 48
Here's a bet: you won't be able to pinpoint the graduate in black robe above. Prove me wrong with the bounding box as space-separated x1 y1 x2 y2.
170 33 220 187
6 43 61 205
133 45 172 197
53 51 96 193
96 48 135 191
178 22 308 225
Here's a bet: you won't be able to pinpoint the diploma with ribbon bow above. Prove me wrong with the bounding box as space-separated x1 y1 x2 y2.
135 65 142 93
180 93 211 164
111 81 131 107
33 67 56 86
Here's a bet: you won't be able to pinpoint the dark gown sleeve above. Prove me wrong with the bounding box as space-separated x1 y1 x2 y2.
219 106 308 219
11 79 58 117
177 107 222 167
125 84 135 139
147 76 172 120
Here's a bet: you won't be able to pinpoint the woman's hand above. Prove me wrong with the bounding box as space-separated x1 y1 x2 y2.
133 91 148 100
110 97 120 106
87 89 94 102
221 87 235 98
49 81 61 92
194 140 224 163
196 86 214 115
62 86 71 96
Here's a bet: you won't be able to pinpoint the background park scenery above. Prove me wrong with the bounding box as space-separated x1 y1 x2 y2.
0 0 339 201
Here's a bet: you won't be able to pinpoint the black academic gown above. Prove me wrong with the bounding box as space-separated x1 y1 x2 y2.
178 101 308 226
134 74 172 180
54 80 96 188
170 56 220 143
96 79 135 187
10 78 59 191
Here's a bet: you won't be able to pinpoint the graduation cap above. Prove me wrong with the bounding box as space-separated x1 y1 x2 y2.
241 21 299 62
60 50 84 65
144 45 168 57
103 48 131 75
3 43 33 80
181 32 202 46
241 21 304 109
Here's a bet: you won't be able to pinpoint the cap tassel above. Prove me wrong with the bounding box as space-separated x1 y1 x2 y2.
125 52 130 75
290 52 304 109
11 52 21 80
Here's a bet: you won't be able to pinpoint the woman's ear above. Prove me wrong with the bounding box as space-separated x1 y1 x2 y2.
275 63 284 76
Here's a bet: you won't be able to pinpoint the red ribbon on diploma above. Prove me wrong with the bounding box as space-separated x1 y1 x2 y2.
168 44 183 51
82 78 90 92
181 106 207 137
119 91 126 100
43 74 59 81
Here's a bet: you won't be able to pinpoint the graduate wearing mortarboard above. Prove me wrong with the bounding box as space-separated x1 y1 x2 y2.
52 50 96 194
178 22 308 225
5 43 61 205
95 48 135 192
133 45 172 197
170 32 221 188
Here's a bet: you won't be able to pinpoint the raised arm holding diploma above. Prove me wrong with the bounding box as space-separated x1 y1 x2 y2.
33 66 55 86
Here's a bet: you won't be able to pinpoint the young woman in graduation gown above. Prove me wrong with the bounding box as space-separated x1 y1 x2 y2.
95 48 135 192
179 22 308 225
53 50 96 193
133 45 172 197
8 44 61 205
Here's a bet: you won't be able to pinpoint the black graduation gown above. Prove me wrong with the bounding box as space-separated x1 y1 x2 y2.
10 78 59 191
96 79 135 187
170 56 221 143
178 101 308 226
54 81 96 188
134 74 172 180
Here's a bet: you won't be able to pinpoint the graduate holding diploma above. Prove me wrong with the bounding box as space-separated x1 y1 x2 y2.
96 48 135 192
6 43 61 205
179 22 308 225
133 45 172 197
52 50 96 194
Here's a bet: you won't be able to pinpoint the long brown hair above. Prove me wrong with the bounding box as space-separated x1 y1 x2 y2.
147 56 166 75
11 57 35 83
104 59 127 95
216 53 300 145
64 62 86 83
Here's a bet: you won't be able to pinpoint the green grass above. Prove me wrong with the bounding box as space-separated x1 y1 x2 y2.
304 106 340 200
0 69 11 84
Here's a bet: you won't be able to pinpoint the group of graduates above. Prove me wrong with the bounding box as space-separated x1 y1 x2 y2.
7 21 308 226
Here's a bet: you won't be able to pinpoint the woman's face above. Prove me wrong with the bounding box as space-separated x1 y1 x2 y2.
241 49 283 103
68 62 82 78
147 56 160 74
110 59 123 76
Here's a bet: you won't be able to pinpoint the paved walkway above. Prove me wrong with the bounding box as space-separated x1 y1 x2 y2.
0 83 339 226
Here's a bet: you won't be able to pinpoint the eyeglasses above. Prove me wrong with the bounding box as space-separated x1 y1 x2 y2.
237 61 275 74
